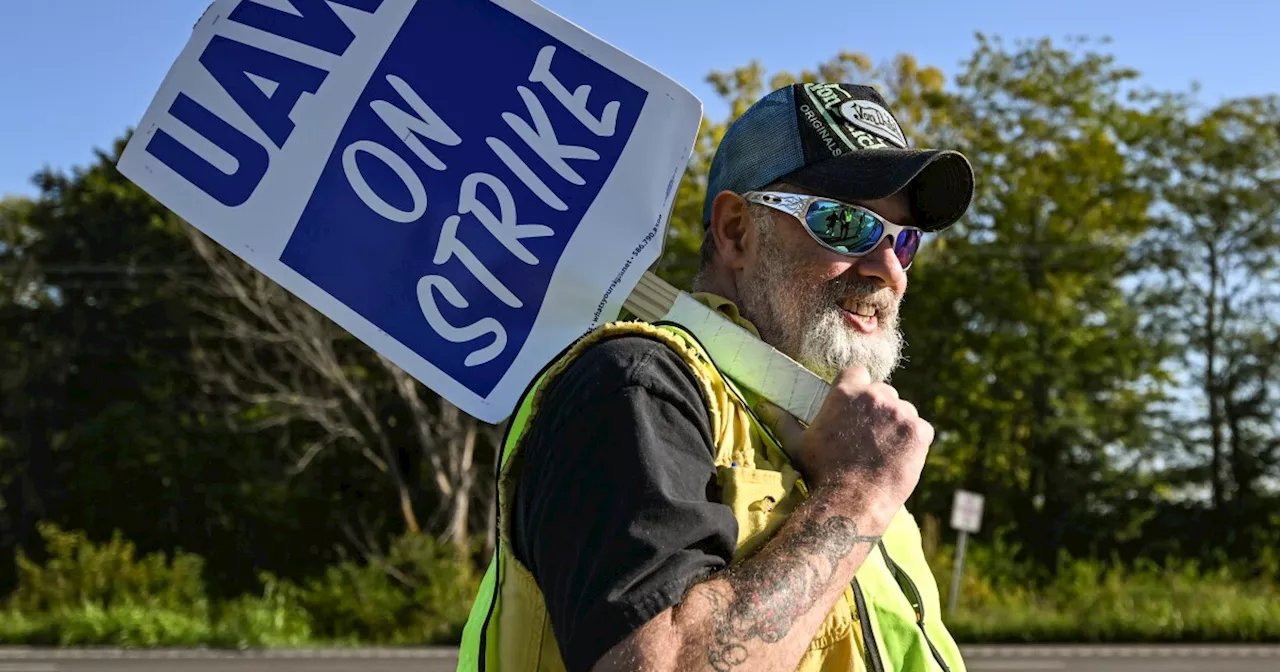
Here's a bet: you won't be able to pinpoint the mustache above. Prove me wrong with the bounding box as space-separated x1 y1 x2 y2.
824 277 899 316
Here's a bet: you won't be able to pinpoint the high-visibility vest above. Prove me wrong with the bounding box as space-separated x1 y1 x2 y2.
457 295 967 672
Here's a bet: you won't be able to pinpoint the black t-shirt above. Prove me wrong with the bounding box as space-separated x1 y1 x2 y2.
509 334 739 672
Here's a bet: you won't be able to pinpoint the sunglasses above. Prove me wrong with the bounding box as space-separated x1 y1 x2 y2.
743 191 924 270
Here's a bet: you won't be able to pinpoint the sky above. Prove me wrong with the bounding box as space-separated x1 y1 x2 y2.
2 0 1278 199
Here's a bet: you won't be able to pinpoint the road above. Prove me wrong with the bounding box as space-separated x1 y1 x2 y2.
0 645 1277 671
962 645 1280 671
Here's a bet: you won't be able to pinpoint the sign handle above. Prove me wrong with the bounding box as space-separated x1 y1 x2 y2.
624 271 831 429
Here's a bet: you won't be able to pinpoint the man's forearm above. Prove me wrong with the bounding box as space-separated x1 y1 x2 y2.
687 498 880 671
593 490 887 672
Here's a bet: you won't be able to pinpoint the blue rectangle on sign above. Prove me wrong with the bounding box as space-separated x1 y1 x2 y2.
280 0 647 398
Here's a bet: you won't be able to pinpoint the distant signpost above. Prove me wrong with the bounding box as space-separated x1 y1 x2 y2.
948 489 984 613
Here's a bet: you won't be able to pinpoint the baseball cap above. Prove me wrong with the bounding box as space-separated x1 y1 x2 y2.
702 83 975 232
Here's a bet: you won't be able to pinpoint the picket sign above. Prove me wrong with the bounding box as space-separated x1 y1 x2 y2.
118 0 831 429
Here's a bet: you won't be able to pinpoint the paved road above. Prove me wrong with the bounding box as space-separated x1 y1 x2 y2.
0 645 1277 671
962 645 1280 671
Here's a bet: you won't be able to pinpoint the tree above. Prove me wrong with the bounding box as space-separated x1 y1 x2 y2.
0 139 451 595
1131 92 1280 542
889 35 1173 564
5 33 1277 603
0 140 302 593
0 140 213 571
185 224 500 551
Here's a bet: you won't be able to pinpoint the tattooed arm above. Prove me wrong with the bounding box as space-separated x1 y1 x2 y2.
590 364 933 672
589 489 891 672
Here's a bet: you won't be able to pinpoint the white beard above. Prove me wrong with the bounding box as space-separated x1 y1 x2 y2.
737 219 905 383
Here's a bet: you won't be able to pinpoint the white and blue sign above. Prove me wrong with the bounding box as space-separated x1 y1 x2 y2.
118 0 703 422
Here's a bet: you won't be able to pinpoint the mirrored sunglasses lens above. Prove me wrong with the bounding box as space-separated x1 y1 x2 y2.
895 229 923 267
805 200 881 253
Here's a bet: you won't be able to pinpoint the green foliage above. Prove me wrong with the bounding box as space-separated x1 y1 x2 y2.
1125 90 1280 533
905 35 1175 565
1 30 1278 648
11 523 207 615
0 606 210 647
208 580 314 648
932 535 1280 643
0 524 472 647
284 533 479 645
3 522 1279 647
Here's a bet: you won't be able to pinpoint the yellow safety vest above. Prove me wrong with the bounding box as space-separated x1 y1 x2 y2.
457 294 967 672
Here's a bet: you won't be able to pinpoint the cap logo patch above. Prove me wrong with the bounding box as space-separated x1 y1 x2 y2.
798 83 909 157
838 99 908 149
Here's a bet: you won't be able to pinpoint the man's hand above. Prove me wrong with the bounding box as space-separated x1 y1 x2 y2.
759 364 935 533
590 365 934 672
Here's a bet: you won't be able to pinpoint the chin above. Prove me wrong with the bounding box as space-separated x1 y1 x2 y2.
800 328 902 384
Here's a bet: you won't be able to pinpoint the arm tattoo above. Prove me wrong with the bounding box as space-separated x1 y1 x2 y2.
701 516 879 671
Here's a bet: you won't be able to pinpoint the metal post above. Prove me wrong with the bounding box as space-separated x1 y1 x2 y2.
947 530 968 615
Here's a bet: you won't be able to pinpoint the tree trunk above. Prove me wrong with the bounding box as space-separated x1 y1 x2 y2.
1031 323 1063 566
398 487 422 535
1022 219 1061 567
1205 242 1225 515
444 420 478 549
485 481 498 557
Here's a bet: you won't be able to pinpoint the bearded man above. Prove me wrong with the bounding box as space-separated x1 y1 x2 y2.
458 82 977 672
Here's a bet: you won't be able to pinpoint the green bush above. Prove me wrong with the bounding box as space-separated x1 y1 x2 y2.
927 526 1280 643
0 523 478 647
0 606 208 647
209 576 313 648
15 520 1279 648
287 532 480 645
11 523 207 616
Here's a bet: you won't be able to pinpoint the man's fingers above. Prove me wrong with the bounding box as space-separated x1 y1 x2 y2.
836 365 873 387
916 418 936 448
754 400 806 450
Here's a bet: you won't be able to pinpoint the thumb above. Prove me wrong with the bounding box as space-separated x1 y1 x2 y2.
754 400 806 451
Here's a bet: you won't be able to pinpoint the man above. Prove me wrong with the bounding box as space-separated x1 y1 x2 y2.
457 82 976 672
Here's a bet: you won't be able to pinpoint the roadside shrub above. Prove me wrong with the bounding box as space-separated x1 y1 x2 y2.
10 523 207 616
926 524 1280 643
288 532 480 645
209 575 313 647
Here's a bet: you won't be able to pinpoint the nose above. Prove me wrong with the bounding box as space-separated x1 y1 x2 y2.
855 236 907 289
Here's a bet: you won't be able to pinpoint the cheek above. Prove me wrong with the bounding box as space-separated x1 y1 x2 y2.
822 261 858 284
783 259 852 299
804 250 858 285
788 236 847 276
768 224 854 288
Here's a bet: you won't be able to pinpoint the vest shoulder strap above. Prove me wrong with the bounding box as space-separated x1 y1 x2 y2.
500 319 727 458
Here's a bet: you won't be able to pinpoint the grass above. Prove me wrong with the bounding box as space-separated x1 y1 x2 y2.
3 521 1278 647
947 562 1280 643
927 526 1280 643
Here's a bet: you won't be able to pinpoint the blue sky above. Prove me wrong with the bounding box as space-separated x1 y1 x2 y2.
2 0 1277 198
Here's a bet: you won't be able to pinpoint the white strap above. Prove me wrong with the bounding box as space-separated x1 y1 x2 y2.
661 293 829 425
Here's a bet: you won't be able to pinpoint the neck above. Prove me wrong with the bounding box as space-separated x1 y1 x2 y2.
692 265 741 307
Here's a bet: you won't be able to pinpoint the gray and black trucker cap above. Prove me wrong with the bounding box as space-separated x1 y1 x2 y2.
702 82 975 232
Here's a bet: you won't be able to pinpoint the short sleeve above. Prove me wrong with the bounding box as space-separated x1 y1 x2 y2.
509 335 738 672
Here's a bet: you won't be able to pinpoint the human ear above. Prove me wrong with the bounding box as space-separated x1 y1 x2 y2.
709 190 757 272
